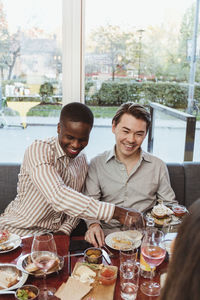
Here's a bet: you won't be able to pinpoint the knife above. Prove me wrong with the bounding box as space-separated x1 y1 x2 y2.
64 252 84 258
102 249 111 265
67 251 71 276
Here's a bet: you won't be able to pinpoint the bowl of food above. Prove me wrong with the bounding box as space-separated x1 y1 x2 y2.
172 204 187 217
15 285 39 300
84 247 103 264
98 266 117 286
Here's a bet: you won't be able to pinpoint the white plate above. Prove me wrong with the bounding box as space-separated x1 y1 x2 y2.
17 253 64 277
0 234 21 253
0 263 28 293
105 231 142 251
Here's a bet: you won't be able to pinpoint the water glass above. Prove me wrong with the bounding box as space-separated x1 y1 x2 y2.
120 261 140 300
120 249 138 265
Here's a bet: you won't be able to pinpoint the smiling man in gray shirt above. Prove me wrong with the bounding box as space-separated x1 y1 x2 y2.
83 102 176 247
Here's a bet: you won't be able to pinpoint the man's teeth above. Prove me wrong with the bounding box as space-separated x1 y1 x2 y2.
69 149 79 153
124 144 134 148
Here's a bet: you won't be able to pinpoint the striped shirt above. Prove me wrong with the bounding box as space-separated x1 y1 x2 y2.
0 137 114 236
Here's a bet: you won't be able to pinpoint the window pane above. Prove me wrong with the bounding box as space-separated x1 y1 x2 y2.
85 0 196 162
0 0 62 123
0 0 62 163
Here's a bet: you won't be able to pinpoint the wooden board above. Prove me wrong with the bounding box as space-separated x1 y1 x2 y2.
73 262 118 300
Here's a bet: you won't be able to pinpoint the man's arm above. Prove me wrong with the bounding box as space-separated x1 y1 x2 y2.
58 215 80 235
26 142 130 224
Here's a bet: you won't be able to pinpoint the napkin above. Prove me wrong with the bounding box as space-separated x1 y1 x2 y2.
55 277 92 300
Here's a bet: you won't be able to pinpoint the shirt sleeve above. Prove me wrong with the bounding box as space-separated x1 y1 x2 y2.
58 215 80 235
157 161 177 205
26 141 115 222
82 158 102 228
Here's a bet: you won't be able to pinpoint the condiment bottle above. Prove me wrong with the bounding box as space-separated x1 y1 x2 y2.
140 217 156 278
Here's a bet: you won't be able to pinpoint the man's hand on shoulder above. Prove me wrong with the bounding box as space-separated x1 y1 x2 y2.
113 205 142 225
84 223 105 248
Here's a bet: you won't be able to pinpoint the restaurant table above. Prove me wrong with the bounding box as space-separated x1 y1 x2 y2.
0 234 168 300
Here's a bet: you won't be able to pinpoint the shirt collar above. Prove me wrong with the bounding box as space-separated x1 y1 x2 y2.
55 137 67 159
105 146 152 163
140 150 152 163
105 147 116 163
55 136 83 163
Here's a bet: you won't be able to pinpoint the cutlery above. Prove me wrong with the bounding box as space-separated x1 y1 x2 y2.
64 252 84 258
102 249 111 265
67 251 71 276
0 291 16 295
103 245 116 258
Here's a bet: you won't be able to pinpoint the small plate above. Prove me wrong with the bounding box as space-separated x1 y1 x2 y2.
17 253 64 277
0 264 28 293
144 205 184 228
0 234 21 253
105 231 142 251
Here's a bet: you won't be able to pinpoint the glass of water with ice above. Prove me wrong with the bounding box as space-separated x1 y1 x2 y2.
120 261 140 300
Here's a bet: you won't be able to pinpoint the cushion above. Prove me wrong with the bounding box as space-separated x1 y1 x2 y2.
0 163 20 214
167 163 185 205
184 162 200 207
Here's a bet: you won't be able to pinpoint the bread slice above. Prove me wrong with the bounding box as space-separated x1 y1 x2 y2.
152 204 173 219
0 270 19 289
73 265 96 283
153 216 171 227
25 262 39 273
25 255 60 274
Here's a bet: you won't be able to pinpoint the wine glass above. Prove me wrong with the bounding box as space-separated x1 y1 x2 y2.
140 228 166 296
121 211 145 243
31 232 57 300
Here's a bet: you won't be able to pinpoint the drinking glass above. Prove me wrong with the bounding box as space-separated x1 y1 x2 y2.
140 228 166 296
122 211 145 233
120 261 140 300
120 248 138 283
31 232 57 300
121 211 145 249
120 249 138 265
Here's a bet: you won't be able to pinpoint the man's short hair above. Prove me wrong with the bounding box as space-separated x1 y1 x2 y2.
112 102 151 131
60 102 94 127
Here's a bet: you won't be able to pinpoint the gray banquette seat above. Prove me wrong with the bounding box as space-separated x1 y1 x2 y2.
0 162 200 235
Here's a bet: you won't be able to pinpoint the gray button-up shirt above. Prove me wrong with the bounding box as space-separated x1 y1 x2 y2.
83 147 176 233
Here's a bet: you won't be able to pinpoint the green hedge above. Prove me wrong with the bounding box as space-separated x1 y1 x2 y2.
86 81 200 109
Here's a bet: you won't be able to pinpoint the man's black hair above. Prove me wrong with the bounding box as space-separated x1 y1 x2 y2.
60 102 94 127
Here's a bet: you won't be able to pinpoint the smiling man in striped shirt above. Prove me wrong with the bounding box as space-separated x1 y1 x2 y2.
0 102 139 236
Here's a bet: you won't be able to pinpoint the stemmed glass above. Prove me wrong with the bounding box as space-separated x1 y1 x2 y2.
140 228 166 296
121 211 145 246
31 232 57 300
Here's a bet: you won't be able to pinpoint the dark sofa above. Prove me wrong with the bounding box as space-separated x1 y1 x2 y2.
167 162 200 208
0 162 200 234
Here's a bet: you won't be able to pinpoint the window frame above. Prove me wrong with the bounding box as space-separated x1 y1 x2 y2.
62 0 85 105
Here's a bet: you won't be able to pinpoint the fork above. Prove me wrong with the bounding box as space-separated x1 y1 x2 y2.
103 245 117 258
